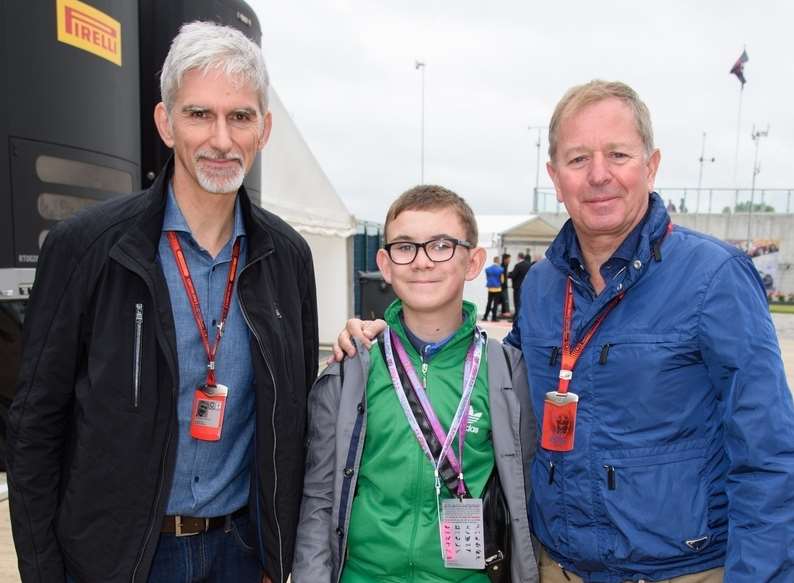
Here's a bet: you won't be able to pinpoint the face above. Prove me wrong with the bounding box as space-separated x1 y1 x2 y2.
376 208 486 315
547 97 660 246
154 68 271 196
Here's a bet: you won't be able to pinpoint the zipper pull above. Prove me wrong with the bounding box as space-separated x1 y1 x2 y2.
548 461 556 485
549 347 559 366
273 303 282 319
421 361 428 387
604 465 616 490
135 303 143 323
599 343 611 365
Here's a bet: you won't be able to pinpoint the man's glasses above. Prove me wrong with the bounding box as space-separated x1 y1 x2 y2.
383 238 473 265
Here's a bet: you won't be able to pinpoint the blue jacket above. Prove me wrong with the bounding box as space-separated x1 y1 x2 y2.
485 263 503 289
506 193 794 582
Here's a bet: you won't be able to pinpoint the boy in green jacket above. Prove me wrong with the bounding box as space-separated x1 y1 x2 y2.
292 185 538 583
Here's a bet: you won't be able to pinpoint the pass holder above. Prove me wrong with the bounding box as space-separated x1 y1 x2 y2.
190 383 229 441
439 495 486 569
541 387 579 452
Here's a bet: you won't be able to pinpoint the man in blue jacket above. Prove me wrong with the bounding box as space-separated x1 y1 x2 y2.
505 80 794 582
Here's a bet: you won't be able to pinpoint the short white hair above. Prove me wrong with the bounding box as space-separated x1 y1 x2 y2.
160 21 269 115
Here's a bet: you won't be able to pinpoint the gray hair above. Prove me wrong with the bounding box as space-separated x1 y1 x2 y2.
160 21 269 115
548 80 654 161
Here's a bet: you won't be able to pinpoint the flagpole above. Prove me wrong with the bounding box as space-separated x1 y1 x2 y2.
733 83 744 192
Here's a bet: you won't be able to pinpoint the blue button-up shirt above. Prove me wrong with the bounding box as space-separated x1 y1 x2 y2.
568 209 648 291
159 184 254 517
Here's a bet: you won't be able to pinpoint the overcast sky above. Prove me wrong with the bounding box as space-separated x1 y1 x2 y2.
249 1 794 222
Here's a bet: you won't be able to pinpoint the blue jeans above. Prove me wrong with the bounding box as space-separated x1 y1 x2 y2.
67 513 262 582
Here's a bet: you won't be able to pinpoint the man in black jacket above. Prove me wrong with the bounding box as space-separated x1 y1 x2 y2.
509 252 533 318
7 22 318 583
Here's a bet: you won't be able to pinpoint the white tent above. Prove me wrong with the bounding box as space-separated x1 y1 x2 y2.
260 88 357 346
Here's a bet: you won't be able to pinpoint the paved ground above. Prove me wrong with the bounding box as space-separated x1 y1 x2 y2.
2 314 794 581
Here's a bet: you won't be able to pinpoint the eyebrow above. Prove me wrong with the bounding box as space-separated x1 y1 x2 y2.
180 105 259 117
390 233 459 242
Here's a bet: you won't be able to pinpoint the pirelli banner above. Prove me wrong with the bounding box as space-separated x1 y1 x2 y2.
56 0 121 66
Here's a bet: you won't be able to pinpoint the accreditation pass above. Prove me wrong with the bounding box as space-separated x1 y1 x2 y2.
440 497 486 569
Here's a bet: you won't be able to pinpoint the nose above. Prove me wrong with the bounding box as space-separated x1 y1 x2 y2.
209 117 234 153
412 244 436 269
587 152 611 186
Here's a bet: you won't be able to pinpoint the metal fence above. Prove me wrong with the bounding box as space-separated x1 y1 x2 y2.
535 188 794 215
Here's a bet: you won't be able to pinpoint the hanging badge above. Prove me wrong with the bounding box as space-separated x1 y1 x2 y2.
541 390 579 452
190 384 229 441
440 497 486 569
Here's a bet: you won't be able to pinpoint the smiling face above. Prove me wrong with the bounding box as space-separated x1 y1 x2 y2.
376 207 485 316
154 67 271 196
547 97 660 247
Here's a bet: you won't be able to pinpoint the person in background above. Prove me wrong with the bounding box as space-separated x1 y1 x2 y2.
508 252 532 319
499 253 512 317
483 256 503 321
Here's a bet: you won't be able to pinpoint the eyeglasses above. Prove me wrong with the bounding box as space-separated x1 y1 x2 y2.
383 238 473 265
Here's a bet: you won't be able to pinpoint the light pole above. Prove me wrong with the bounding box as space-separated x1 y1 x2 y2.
746 124 769 252
415 60 425 184
528 126 547 213
696 131 716 213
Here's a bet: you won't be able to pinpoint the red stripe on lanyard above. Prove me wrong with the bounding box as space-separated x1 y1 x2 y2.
166 231 241 387
558 278 623 393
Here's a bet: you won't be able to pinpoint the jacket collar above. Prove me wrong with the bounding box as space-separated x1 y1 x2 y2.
114 157 275 267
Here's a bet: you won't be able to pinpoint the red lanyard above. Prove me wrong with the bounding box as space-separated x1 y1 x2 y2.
558 278 623 394
166 231 241 387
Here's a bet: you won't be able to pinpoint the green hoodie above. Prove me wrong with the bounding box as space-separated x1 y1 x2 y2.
341 300 494 583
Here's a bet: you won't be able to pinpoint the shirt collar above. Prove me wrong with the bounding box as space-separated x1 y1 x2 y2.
567 207 649 272
162 181 246 241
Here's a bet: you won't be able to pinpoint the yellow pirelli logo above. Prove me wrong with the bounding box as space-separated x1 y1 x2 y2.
56 0 122 66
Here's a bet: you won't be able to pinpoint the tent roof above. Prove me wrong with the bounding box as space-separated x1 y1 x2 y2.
259 88 356 238
500 215 560 244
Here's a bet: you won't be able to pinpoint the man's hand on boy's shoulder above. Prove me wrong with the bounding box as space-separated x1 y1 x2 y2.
329 318 387 363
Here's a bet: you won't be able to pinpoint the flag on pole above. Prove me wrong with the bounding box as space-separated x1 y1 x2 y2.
730 49 749 85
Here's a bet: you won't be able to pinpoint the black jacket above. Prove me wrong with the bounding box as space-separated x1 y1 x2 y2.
7 163 319 583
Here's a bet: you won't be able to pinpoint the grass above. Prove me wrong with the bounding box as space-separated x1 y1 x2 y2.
769 303 794 314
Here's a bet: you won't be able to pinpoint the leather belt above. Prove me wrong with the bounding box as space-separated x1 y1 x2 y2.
161 507 247 537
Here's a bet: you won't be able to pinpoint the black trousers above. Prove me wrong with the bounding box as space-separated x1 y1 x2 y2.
485 291 502 320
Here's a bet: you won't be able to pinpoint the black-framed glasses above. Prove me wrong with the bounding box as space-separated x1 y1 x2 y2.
384 238 473 265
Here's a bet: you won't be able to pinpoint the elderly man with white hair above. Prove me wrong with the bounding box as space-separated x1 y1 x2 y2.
8 21 318 583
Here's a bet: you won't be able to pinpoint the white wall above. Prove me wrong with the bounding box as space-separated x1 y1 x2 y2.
303 233 351 346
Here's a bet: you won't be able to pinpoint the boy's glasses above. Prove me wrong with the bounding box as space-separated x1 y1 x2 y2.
384 238 473 265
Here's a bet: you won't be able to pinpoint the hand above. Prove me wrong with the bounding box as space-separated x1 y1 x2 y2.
261 576 272 583
328 318 386 363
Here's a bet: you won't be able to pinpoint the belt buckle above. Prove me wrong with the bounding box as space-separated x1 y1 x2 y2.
174 515 207 537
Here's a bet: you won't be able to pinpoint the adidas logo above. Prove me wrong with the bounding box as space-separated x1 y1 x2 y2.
466 405 483 434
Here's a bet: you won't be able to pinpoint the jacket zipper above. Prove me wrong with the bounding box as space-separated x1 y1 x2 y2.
421 360 428 387
132 303 144 408
237 253 285 583
118 259 177 583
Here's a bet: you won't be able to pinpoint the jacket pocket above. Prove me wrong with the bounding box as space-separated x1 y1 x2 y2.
132 303 143 408
598 440 711 564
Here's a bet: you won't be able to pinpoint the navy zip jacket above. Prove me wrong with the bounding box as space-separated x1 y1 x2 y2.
506 192 794 582
7 160 318 583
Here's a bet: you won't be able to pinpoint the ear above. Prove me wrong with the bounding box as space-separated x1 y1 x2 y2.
645 148 661 191
547 160 563 203
258 111 272 151
465 246 487 281
376 248 393 284
154 102 175 148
